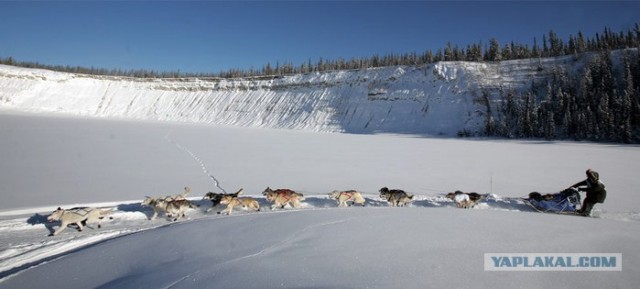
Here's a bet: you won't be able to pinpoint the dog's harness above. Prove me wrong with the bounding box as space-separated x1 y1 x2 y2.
340 191 354 200
67 207 92 217
163 195 184 202
274 189 297 203
150 195 185 206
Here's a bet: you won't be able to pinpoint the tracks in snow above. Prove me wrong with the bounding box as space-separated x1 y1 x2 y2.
164 131 227 193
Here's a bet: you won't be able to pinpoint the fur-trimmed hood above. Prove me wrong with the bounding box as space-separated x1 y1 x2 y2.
586 169 599 182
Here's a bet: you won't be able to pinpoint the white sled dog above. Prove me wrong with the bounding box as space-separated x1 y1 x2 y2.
329 190 366 207
47 207 113 236
218 193 260 215
142 187 194 220
446 191 482 208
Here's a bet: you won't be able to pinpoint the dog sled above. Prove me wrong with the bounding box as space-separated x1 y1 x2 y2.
523 188 581 215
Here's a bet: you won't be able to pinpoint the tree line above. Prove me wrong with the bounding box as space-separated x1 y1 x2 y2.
483 49 640 143
1 24 639 78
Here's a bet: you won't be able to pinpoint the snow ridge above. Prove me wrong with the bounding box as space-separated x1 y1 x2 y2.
0 55 582 136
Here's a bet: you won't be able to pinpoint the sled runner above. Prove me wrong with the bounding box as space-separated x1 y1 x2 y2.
523 188 582 215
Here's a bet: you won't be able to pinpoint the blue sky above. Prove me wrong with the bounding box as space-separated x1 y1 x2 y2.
1 1 638 74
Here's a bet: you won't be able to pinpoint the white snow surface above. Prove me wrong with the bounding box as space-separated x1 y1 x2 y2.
1 113 639 289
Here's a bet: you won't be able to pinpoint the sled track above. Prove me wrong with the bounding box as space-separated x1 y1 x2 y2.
164 131 228 193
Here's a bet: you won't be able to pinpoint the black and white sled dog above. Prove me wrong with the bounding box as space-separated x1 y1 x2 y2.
47 207 113 236
142 187 195 221
379 187 413 207
141 198 197 221
202 188 243 212
446 191 483 208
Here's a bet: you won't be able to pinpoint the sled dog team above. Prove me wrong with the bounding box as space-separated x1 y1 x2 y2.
45 186 466 236
46 168 605 236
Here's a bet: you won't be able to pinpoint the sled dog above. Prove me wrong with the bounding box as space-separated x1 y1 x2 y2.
142 187 192 220
203 188 243 210
329 190 366 207
142 198 197 221
446 191 482 208
47 207 113 236
218 195 260 215
379 187 413 207
262 187 304 210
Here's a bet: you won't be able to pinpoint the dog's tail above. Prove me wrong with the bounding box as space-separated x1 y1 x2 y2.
98 208 114 215
91 208 115 221
467 192 483 202
98 208 115 219
179 186 191 198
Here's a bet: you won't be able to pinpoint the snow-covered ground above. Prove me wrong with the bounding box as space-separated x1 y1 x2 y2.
1 113 639 288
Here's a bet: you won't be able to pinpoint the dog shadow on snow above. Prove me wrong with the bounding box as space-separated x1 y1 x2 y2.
26 213 48 225
480 196 536 212
388 193 536 212
433 194 536 212
26 213 57 235
26 213 85 235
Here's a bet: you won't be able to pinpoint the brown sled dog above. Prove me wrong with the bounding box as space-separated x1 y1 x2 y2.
262 187 305 210
218 193 260 215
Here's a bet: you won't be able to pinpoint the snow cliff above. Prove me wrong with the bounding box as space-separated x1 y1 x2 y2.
0 57 569 135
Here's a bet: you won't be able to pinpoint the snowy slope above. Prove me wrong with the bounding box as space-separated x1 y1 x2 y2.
0 54 582 136
3 207 639 289
1 114 639 288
